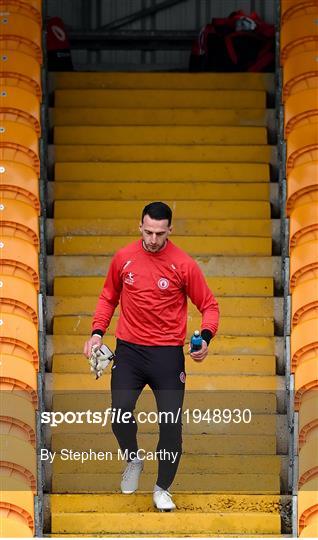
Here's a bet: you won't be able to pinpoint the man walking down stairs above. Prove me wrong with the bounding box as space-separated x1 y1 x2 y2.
45 72 290 536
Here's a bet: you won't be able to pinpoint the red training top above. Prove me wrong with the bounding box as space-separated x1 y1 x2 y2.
92 239 219 346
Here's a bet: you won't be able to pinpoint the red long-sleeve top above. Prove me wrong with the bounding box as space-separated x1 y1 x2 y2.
92 239 219 346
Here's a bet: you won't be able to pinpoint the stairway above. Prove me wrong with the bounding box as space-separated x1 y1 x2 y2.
45 72 290 537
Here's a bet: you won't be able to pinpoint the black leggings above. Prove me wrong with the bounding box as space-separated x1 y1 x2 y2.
111 338 186 490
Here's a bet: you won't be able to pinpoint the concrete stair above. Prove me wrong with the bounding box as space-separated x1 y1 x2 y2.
51 109 275 128
51 511 280 536
50 71 275 89
47 492 289 537
47 71 287 536
54 162 271 182
54 88 266 108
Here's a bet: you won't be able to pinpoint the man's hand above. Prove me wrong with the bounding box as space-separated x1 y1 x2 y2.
189 340 208 362
83 335 102 358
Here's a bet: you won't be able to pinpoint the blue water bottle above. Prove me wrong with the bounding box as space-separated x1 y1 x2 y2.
191 330 203 352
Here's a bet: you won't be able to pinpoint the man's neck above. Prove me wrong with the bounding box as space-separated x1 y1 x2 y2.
142 240 167 253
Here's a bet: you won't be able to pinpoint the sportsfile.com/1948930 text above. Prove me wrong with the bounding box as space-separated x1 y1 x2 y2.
40 408 252 427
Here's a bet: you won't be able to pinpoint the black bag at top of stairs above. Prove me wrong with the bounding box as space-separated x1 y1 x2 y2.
189 10 275 73
47 17 73 72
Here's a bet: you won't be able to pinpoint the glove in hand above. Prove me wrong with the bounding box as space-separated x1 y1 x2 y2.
89 344 114 379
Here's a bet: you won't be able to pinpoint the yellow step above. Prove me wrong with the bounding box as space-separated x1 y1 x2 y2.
50 492 281 513
52 218 272 237
53 182 270 201
50 491 282 535
48 531 288 538
54 125 267 145
55 162 269 182
52 454 280 476
51 511 280 536
53 143 275 163
51 396 278 422
53 72 274 90
48 527 286 536
54 200 270 219
53 276 273 297
54 89 266 109
48 255 280 282
52 353 276 375
53 315 274 337
50 296 274 318
51 473 279 495
51 390 277 415
50 334 275 355
50 373 278 393
52 109 272 127
54 236 272 256
51 433 276 456
50 411 276 436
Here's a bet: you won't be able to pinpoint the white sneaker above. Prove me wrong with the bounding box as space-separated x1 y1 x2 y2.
153 489 176 511
120 459 144 494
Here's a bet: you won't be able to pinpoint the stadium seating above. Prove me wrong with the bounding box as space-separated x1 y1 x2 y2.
0 518 33 537
286 162 318 214
0 236 39 288
286 123 318 173
298 435 318 486
0 478 34 533
280 13 318 63
0 12 42 62
0 0 41 23
0 434 36 491
0 274 38 323
0 86 41 133
0 312 39 366
0 120 40 173
281 3 318 533
298 390 318 447
298 480 318 534
0 161 40 212
289 202 318 249
281 0 318 24
0 198 39 245
0 3 41 535
290 240 318 290
299 521 318 537
283 51 318 101
0 49 41 96
291 320 318 370
0 354 38 405
284 89 318 137
294 359 318 408
0 393 36 445
291 279 318 326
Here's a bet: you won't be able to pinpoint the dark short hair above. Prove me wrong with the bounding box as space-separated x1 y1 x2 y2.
141 202 172 226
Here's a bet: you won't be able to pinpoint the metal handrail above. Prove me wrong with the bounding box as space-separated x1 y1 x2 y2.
275 0 297 536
